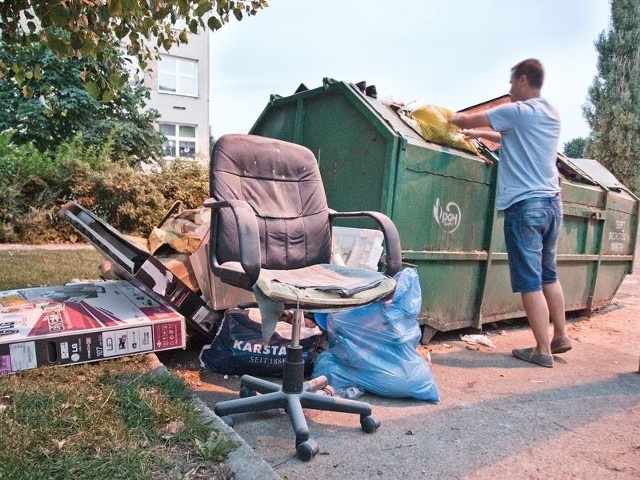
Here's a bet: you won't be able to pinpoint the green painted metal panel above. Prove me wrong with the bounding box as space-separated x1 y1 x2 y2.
301 93 391 214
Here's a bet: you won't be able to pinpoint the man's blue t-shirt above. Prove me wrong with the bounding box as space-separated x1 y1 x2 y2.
486 98 561 210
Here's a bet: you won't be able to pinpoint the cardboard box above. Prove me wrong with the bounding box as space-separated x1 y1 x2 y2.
62 202 219 339
189 236 255 311
0 280 185 376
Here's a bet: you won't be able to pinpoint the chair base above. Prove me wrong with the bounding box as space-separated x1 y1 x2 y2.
213 346 379 461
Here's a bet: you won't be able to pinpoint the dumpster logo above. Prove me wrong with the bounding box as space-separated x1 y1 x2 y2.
433 198 461 233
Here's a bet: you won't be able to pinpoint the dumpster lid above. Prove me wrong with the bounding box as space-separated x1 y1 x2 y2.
557 154 628 192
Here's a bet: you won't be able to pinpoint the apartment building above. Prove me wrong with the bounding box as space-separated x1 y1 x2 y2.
142 26 210 162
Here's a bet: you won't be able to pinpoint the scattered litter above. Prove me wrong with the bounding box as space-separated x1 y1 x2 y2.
223 375 229 380
160 420 184 439
335 386 365 399
460 334 496 349
416 345 432 367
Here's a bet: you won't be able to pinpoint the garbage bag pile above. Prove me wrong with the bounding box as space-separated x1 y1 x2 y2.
313 268 439 402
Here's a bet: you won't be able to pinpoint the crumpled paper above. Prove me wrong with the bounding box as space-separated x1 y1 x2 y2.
460 334 496 349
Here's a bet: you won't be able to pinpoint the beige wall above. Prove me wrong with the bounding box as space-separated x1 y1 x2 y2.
144 28 210 163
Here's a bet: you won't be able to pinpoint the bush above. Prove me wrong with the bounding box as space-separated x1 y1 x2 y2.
0 131 57 225
0 131 210 243
154 159 210 209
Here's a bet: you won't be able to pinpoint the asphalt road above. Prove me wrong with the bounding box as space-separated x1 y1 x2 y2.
161 239 640 479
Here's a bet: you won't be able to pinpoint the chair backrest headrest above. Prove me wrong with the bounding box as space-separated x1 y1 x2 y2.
211 134 331 270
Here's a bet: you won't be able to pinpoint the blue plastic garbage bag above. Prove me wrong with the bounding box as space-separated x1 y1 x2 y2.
313 268 439 402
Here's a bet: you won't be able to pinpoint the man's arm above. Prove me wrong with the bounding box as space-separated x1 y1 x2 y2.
451 111 501 144
451 111 492 129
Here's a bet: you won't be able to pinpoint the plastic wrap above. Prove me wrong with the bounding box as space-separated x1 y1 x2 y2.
313 268 439 402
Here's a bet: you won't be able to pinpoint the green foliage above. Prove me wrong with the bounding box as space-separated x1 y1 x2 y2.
0 132 56 227
155 160 211 209
583 0 640 194
90 167 169 234
0 37 163 161
0 1 268 99
0 131 210 243
195 432 240 462
563 137 586 158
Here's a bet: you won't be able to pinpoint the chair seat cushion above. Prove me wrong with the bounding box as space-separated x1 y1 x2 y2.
254 264 396 310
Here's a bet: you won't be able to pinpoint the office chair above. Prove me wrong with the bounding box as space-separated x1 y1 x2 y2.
204 134 401 461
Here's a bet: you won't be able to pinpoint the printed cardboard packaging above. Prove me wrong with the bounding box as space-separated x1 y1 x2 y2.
0 280 185 375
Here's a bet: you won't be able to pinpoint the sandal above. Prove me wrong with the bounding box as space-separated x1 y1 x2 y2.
512 347 554 368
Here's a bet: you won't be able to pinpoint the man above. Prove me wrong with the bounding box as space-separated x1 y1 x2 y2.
451 58 571 368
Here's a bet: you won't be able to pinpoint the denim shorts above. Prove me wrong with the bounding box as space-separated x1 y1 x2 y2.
503 194 562 293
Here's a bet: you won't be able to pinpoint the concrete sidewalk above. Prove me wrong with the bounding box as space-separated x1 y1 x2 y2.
161 255 640 480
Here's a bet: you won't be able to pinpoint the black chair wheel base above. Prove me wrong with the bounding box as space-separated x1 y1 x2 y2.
220 415 235 427
239 386 256 398
296 439 319 462
360 414 380 433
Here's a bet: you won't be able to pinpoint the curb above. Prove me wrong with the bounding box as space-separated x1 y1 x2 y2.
147 354 281 480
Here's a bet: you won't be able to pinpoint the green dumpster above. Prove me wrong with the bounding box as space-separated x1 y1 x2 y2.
249 78 639 343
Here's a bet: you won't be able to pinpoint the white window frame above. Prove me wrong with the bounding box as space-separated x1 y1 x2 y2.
158 54 199 97
159 123 197 159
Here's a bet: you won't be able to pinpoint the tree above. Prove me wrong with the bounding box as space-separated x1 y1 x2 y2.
583 0 640 193
0 1 268 99
0 36 164 161
563 137 586 158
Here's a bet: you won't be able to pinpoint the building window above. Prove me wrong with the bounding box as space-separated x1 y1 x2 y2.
159 123 197 159
158 55 198 96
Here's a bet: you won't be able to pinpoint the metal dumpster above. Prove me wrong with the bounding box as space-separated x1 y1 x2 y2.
249 77 639 342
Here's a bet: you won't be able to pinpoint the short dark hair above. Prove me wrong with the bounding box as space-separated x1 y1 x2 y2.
511 59 544 88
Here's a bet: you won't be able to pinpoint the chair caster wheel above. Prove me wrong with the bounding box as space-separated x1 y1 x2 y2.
296 439 319 462
239 386 256 398
360 414 380 433
220 415 235 427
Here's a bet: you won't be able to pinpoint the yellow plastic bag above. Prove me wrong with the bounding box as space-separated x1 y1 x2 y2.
409 105 478 155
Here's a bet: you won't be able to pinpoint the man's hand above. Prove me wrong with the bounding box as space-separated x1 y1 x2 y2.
462 128 502 144
461 129 484 140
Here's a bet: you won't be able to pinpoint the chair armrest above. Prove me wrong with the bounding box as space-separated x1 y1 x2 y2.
329 210 402 276
203 197 262 285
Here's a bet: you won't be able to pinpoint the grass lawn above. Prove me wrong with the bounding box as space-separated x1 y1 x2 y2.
0 248 236 479
0 248 104 290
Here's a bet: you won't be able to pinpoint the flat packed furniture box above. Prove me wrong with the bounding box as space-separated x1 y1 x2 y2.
0 280 185 375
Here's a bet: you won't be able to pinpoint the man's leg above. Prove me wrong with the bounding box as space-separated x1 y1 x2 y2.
543 280 567 341
521 290 551 356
